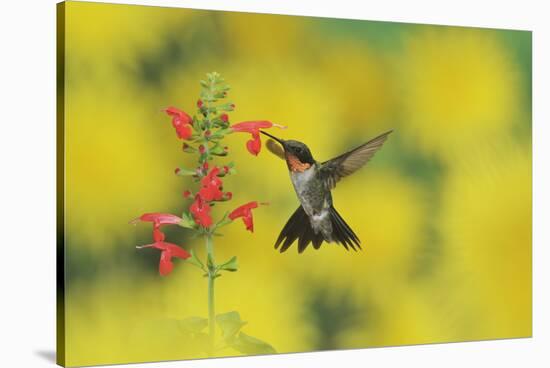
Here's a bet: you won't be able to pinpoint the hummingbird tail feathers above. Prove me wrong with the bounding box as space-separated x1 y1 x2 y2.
329 206 361 251
275 206 361 253
275 206 323 253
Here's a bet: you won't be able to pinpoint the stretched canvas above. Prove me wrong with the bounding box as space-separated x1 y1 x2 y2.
57 1 532 366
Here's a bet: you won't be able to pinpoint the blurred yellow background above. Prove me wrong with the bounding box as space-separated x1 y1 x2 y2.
61 2 532 366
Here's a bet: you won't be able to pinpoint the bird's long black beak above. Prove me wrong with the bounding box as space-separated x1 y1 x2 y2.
260 130 285 146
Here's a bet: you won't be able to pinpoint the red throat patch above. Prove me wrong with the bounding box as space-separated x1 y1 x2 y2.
286 154 311 173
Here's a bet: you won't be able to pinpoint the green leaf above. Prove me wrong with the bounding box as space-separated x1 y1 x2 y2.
207 252 215 271
185 249 205 271
200 95 217 103
216 311 247 341
175 167 197 176
209 144 228 156
207 71 221 82
230 332 276 355
178 212 197 229
218 256 238 272
221 102 235 112
178 316 208 334
216 128 233 136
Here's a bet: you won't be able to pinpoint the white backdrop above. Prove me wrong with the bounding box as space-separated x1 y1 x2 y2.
0 0 548 367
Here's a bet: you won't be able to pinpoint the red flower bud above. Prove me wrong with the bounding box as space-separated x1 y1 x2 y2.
175 168 181 175
220 113 229 123
199 145 206 154
197 99 203 108
183 190 192 199
198 167 225 201
205 130 211 138
190 194 212 228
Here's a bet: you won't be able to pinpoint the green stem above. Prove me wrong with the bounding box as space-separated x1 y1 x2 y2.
206 233 216 356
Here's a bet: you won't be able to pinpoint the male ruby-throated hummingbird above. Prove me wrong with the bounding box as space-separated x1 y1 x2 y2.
260 130 393 253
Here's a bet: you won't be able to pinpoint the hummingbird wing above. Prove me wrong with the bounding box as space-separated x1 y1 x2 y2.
266 139 286 160
320 130 393 190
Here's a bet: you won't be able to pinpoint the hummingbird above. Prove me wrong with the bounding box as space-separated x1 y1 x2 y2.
259 130 393 253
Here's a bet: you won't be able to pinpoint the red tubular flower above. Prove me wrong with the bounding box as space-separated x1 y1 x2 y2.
153 227 165 242
137 241 190 276
190 194 212 227
247 135 261 156
164 106 193 140
229 201 260 232
198 167 225 201
230 121 286 156
231 121 274 132
130 213 183 226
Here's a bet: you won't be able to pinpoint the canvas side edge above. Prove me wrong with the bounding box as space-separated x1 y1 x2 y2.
56 2 67 367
